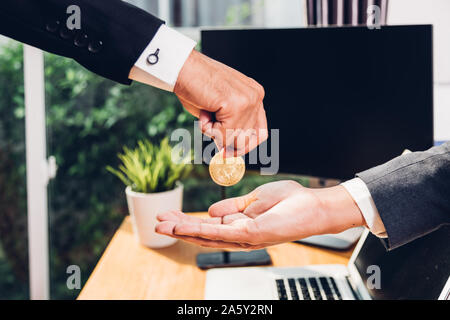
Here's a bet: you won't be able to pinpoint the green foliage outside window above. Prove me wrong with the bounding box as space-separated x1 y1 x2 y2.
0 41 197 299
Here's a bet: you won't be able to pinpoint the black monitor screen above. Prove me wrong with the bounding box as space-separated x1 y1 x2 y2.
202 26 433 180
355 226 450 300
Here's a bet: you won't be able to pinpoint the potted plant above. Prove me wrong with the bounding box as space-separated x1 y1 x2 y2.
107 138 192 248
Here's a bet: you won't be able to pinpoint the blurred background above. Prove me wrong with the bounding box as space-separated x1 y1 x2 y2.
0 0 449 300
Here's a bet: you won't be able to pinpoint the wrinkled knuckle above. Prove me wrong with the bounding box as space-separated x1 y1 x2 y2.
234 94 251 109
260 129 269 142
248 78 264 98
256 84 265 100
250 89 259 105
217 98 230 110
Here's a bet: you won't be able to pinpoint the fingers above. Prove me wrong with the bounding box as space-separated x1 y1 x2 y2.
157 210 222 225
156 211 223 238
243 200 274 218
157 210 248 236
244 106 268 152
243 193 279 218
173 219 257 243
199 110 226 150
239 106 268 155
223 106 268 157
222 213 249 224
243 181 300 217
200 106 268 158
155 220 177 235
162 231 270 250
257 106 269 144
155 220 264 250
199 112 248 155
155 211 274 249
227 133 258 157
224 129 255 158
208 193 257 217
172 234 269 250
167 234 246 250
176 235 269 250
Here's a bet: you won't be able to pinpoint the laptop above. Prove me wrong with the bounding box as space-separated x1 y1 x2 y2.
205 226 450 300
296 226 364 250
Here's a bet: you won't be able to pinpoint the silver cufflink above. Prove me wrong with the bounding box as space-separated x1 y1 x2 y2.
147 48 160 65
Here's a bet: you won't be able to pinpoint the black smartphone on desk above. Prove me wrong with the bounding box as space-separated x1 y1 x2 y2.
196 249 272 270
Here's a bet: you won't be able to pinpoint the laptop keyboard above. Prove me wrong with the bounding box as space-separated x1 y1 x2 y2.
275 277 343 300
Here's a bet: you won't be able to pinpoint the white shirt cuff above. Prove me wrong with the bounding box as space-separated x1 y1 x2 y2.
341 178 388 238
133 24 197 92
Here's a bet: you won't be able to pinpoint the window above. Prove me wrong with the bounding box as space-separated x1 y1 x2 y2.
128 0 305 28
0 38 29 300
0 0 306 300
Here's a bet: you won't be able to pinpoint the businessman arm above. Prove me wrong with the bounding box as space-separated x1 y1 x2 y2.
156 143 450 250
356 142 450 249
0 0 267 155
156 180 366 250
0 0 163 84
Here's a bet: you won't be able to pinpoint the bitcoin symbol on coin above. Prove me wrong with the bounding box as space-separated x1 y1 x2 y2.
209 152 245 186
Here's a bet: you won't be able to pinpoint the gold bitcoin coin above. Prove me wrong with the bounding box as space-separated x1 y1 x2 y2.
209 152 245 186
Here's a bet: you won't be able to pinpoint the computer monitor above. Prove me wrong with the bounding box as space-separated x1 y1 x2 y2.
353 226 450 300
202 25 433 180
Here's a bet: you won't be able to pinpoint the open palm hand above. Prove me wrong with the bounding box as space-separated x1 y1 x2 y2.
156 181 364 250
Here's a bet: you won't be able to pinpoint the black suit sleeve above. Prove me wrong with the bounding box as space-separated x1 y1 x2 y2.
0 0 164 85
357 142 450 250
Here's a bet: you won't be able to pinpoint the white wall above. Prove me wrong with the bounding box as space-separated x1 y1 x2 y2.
389 0 450 83
389 0 450 141
263 0 304 28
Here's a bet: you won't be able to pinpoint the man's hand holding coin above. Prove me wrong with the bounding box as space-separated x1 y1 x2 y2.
174 50 268 157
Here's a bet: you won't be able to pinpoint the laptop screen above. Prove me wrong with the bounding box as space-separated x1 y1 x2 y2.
355 226 450 300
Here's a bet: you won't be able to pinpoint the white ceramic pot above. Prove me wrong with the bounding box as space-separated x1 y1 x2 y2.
125 183 182 248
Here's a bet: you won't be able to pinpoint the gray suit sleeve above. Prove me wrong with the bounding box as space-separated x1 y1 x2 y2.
356 142 450 250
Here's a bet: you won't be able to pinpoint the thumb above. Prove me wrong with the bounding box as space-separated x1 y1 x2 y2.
208 192 257 217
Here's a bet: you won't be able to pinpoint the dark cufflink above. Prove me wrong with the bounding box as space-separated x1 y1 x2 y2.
147 49 160 65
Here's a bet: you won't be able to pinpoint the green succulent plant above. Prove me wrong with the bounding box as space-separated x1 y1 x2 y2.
107 138 192 193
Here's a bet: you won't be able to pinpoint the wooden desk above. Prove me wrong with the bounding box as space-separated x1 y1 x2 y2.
78 214 354 300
